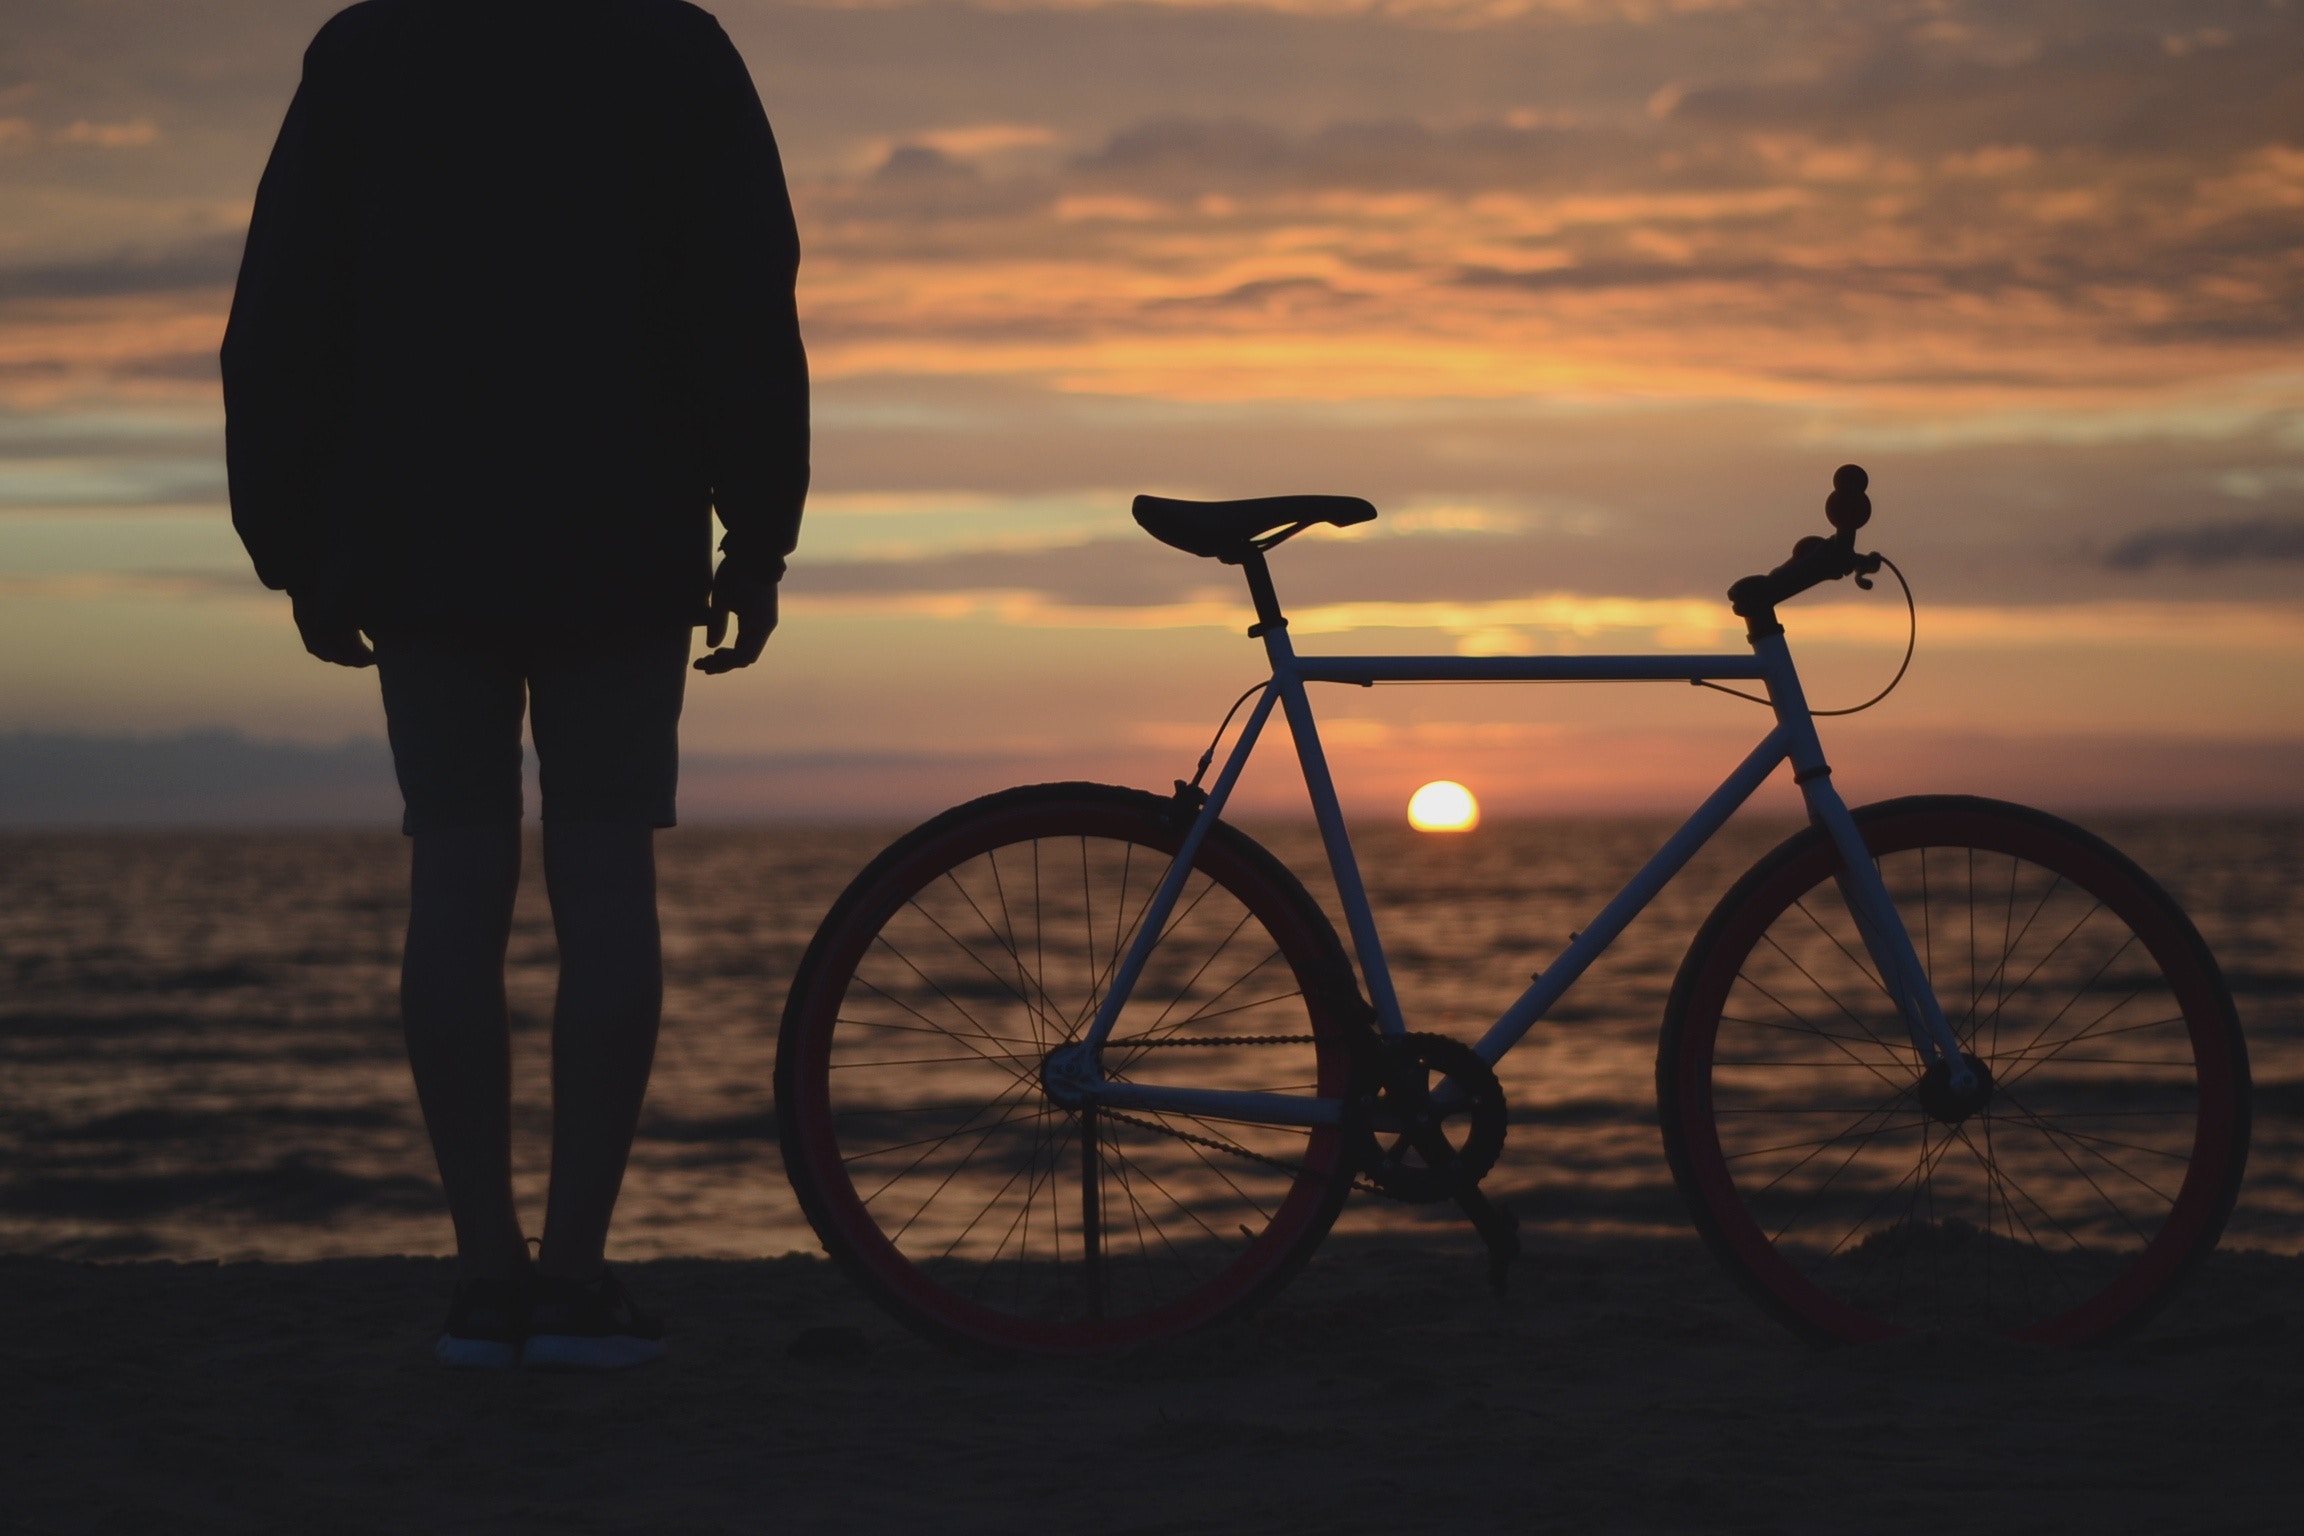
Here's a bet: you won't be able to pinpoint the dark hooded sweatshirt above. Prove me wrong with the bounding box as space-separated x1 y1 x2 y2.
222 0 807 641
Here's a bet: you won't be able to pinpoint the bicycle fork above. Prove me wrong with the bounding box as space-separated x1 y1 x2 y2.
1762 634 1977 1098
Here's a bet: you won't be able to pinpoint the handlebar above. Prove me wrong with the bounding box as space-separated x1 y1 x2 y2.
1727 464 1886 638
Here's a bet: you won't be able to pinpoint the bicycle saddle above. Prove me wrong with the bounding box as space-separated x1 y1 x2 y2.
1133 493 1377 561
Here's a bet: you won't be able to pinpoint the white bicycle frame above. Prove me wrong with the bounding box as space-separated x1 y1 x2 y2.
1048 614 1971 1131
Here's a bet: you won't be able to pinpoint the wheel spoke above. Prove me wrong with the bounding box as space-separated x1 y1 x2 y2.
857 941 1043 1095
882 1086 1048 1245
1822 1115 1959 1262
1730 972 1912 1094
941 859 1058 1044
1757 921 1911 1066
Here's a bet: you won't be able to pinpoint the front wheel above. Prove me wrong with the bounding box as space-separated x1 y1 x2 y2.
1658 796 2249 1345
777 783 1360 1356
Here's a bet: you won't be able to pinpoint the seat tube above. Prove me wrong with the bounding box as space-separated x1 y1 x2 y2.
1263 624 1408 1034
1757 633 1965 1080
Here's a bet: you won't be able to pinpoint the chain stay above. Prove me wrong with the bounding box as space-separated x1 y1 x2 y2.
1091 1031 1400 1200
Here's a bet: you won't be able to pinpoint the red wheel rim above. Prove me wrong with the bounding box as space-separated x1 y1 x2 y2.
1670 807 2242 1345
786 797 1353 1355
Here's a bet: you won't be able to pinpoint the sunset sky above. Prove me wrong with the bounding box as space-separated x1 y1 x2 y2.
1 0 2299 820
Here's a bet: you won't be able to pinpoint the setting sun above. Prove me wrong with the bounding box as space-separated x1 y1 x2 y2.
1407 780 1480 833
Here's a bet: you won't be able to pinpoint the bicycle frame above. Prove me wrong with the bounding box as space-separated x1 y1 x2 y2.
1046 607 1963 1128
1048 610 1972 1132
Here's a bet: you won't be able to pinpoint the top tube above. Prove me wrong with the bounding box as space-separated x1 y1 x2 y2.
1291 653 1767 684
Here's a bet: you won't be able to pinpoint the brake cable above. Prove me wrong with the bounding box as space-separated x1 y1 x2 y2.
1693 553 1915 716
1181 681 1269 794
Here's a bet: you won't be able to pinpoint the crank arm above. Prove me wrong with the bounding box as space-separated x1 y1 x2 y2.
1344 1018 1521 1295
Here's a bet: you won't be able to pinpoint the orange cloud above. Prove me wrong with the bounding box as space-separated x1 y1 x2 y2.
53 119 161 149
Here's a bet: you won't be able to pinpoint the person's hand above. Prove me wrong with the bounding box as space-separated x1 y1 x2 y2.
292 592 375 668
695 561 779 674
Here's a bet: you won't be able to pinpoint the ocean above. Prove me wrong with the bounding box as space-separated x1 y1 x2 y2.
3 815 2298 1264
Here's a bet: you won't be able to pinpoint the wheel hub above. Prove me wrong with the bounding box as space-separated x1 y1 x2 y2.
1915 1050 1994 1125
1039 1041 1098 1110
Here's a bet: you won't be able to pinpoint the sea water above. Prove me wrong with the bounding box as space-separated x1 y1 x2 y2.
2 818 2296 1261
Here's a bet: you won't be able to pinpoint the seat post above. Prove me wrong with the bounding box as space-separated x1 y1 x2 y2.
1235 547 1288 635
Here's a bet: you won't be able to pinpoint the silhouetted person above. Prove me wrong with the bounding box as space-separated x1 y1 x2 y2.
222 0 806 1371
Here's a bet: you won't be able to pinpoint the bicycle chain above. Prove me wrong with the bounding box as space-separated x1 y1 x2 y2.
1105 1034 1319 1050
1092 1102 1394 1198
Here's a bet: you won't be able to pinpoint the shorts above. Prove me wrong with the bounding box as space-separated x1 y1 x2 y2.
374 627 690 835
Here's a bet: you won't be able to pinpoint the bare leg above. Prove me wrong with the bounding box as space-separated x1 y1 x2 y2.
401 824 528 1282
536 822 663 1282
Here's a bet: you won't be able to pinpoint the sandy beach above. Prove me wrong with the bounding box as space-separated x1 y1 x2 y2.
9 1229 2299 1534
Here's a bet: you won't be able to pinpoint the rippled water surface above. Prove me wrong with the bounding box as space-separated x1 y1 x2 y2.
2 817 2297 1262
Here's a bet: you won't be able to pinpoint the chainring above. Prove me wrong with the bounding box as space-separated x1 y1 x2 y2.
1354 1032 1508 1204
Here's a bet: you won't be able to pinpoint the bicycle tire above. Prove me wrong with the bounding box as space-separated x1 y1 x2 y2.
1657 796 2249 1345
776 782 1361 1356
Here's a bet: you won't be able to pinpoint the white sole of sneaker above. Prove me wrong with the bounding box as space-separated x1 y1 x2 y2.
435 1334 520 1370
521 1334 666 1372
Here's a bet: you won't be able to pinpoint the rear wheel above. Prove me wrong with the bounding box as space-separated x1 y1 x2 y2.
1658 797 2249 1345
777 783 1360 1356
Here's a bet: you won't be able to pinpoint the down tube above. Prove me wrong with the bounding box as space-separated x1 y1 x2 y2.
1471 726 1791 1065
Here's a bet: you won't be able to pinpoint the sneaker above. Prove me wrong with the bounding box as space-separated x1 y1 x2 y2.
435 1274 531 1370
521 1268 665 1371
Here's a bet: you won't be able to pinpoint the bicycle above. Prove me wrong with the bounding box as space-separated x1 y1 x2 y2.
775 466 2252 1357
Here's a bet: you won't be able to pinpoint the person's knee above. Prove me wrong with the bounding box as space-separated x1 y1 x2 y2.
541 822 656 891
410 824 523 923
542 822 661 962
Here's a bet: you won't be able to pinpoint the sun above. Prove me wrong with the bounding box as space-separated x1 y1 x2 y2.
1407 780 1480 833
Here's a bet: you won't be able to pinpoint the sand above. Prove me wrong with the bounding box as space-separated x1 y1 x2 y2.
8 1230 2299 1535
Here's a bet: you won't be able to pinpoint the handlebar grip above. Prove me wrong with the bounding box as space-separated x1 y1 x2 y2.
1826 463 1871 532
